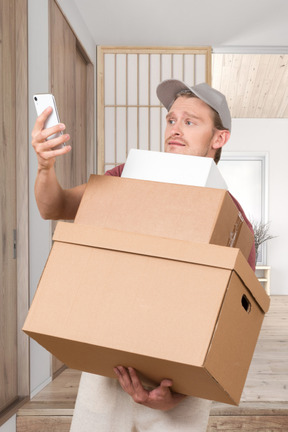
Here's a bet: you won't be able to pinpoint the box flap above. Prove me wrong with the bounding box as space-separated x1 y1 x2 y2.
74 175 253 259
53 222 269 313
54 221 240 269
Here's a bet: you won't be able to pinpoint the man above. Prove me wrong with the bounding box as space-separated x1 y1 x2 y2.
32 79 255 430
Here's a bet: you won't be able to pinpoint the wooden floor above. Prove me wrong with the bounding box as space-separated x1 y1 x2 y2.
17 296 288 431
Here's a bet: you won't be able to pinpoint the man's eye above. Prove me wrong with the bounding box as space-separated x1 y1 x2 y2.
186 120 193 126
168 119 175 125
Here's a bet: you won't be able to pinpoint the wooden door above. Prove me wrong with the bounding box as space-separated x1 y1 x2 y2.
49 0 94 376
0 0 18 413
0 0 29 420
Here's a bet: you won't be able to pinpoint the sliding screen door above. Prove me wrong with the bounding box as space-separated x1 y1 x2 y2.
97 46 211 174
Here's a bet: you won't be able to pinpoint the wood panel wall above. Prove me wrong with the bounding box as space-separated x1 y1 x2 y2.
50 1 94 192
50 0 94 376
0 0 29 425
0 0 17 413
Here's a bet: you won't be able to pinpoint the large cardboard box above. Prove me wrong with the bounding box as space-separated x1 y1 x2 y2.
75 175 254 260
23 222 270 405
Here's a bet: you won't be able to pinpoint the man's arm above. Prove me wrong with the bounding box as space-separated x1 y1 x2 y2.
32 107 86 220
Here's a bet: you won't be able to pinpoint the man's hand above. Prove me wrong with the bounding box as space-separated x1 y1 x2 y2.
31 107 86 220
114 366 186 411
31 106 71 170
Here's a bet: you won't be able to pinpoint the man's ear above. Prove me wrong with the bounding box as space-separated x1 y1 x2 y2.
212 130 231 149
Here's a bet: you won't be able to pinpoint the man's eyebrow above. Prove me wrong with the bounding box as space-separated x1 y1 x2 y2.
166 111 201 120
166 112 174 119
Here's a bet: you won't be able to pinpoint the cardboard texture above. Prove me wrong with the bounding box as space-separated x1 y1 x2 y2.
23 222 270 405
121 149 228 189
75 175 254 260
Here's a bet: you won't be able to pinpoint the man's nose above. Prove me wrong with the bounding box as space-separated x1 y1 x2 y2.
171 121 182 136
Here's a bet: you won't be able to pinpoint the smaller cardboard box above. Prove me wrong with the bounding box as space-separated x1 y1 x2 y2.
75 175 253 260
23 222 270 405
121 149 228 189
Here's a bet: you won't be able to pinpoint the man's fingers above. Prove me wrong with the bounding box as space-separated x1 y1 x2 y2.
128 367 141 387
114 366 148 403
32 106 66 142
31 107 53 137
40 142 71 160
114 366 133 392
38 106 53 125
127 367 147 394
34 133 70 154
35 123 66 142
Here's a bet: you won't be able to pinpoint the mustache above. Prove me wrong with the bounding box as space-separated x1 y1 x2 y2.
165 135 188 146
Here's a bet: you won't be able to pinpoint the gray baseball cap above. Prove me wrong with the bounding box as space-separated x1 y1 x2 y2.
156 79 231 131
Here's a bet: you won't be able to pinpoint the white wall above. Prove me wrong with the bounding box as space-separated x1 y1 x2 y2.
0 415 16 432
226 118 288 295
28 0 52 399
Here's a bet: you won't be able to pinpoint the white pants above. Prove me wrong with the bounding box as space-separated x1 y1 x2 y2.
70 373 211 432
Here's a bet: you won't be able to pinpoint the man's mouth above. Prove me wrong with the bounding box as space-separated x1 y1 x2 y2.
167 140 186 146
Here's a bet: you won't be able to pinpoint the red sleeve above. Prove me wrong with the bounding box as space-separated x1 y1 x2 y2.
104 164 125 177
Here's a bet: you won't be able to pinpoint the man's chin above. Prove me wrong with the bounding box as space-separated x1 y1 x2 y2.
165 145 187 155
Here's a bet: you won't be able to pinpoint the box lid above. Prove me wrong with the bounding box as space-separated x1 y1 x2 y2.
53 222 270 313
121 149 228 189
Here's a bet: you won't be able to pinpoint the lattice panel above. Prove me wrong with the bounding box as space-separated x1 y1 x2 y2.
97 47 211 174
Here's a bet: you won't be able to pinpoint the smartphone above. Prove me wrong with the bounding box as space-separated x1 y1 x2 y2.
33 93 66 149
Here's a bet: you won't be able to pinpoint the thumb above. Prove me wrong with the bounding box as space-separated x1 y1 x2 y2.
160 379 173 389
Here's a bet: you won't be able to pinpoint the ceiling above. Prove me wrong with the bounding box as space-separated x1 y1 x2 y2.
212 54 288 118
72 0 288 47
71 0 288 118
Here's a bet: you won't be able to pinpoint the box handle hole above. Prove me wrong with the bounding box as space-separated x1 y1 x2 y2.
241 295 251 313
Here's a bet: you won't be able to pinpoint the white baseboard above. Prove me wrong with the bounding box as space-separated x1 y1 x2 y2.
30 376 52 399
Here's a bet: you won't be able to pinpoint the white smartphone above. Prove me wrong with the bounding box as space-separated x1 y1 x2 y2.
33 93 66 149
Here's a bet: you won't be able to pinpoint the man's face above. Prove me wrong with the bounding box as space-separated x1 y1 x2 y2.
164 96 221 158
